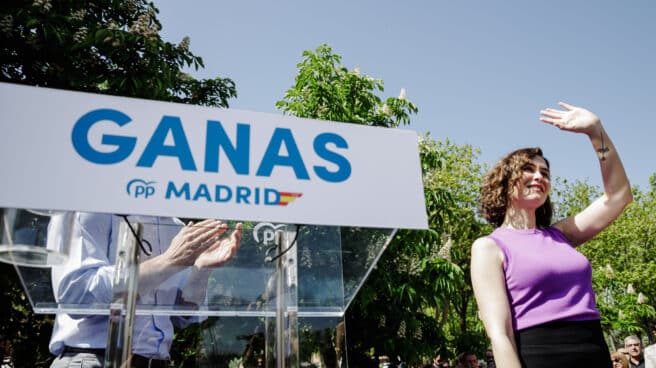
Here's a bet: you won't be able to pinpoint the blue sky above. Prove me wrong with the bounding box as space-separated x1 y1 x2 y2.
155 0 654 191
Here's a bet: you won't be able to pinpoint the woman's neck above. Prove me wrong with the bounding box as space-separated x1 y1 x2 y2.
502 206 537 229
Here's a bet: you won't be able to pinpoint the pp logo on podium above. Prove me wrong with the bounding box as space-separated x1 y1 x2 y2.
253 223 287 246
127 179 156 199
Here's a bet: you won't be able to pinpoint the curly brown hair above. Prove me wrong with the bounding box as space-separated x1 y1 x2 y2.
479 147 553 228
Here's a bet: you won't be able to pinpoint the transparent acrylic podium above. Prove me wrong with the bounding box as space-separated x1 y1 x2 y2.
2 208 396 368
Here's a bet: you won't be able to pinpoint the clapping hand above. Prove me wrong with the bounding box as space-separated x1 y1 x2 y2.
194 222 242 269
162 219 242 268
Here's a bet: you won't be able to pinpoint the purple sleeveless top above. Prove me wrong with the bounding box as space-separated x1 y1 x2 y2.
487 226 600 331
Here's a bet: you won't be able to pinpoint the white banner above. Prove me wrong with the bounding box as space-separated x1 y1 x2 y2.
0 83 427 229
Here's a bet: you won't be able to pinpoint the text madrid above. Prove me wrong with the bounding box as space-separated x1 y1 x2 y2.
71 108 352 183
165 181 286 205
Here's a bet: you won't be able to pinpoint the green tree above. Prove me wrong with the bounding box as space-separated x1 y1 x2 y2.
0 1 237 366
421 139 490 358
346 136 492 366
343 138 465 366
1 0 236 106
276 44 482 366
276 44 416 128
553 175 656 348
0 263 55 367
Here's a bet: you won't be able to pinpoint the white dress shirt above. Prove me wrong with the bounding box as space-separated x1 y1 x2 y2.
48 213 194 359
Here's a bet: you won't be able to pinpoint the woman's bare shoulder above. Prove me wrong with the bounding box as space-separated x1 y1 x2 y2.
472 236 504 263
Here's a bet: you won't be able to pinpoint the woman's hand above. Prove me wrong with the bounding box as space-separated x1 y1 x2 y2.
539 101 600 135
541 101 633 246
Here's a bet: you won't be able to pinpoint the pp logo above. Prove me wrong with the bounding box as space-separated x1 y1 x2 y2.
126 179 156 198
253 223 287 246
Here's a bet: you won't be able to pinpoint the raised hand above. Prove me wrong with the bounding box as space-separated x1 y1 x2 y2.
194 223 242 269
539 102 601 135
161 219 229 266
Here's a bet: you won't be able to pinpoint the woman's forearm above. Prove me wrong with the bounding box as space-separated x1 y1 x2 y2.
489 333 522 368
588 123 632 206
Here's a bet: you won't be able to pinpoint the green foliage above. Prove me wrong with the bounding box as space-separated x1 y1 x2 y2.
594 267 656 340
0 263 54 368
0 1 238 366
276 44 417 128
416 137 490 358
553 176 656 345
276 42 656 364
171 323 203 367
276 43 496 365
347 136 492 364
0 0 236 106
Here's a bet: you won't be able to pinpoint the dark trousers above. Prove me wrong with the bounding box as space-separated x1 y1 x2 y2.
50 347 170 368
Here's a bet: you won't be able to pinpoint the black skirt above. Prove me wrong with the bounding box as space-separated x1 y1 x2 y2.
514 319 612 368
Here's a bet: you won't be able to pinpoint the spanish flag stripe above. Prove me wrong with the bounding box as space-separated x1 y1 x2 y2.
276 191 302 206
